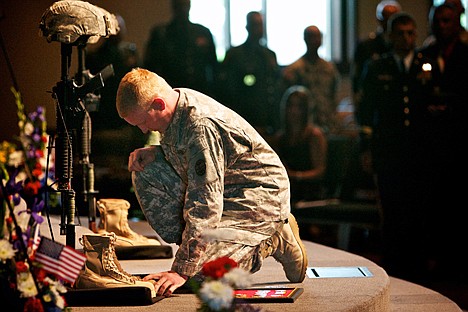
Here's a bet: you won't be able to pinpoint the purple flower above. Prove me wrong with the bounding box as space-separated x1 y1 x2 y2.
5 170 23 206
18 198 44 224
32 133 41 143
28 111 38 121
31 198 45 224
36 106 44 115
27 149 35 159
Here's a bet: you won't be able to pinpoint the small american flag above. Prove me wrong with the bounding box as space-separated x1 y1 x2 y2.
34 236 87 284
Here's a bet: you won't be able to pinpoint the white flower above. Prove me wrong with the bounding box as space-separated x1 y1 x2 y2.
221 267 253 289
44 277 67 309
44 277 67 294
54 292 66 309
13 198 29 232
16 171 28 184
17 272 38 297
0 239 16 261
23 122 34 136
7 150 24 167
199 280 234 311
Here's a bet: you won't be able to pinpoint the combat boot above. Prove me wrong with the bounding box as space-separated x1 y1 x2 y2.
75 233 156 297
261 214 308 282
97 198 160 246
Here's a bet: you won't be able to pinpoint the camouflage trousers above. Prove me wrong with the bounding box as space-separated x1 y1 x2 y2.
132 146 274 275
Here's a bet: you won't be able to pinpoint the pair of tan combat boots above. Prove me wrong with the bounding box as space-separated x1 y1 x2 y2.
95 198 160 247
75 199 308 295
75 233 158 296
75 199 160 295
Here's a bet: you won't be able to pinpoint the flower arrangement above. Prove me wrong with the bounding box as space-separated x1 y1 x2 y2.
1 164 71 311
1 89 70 311
189 256 266 312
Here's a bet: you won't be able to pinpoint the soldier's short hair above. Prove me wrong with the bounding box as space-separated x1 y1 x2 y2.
387 12 416 34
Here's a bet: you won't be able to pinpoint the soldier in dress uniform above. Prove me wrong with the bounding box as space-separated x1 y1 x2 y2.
358 12 442 282
352 0 402 123
419 3 468 282
115 68 308 297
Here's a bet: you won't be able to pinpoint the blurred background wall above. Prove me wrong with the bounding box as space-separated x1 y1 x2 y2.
0 0 432 141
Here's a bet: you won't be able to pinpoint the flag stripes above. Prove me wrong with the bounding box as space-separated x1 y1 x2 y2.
34 236 86 284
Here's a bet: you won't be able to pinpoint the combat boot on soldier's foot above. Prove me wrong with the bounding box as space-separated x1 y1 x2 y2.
75 233 156 297
261 214 308 283
97 198 161 246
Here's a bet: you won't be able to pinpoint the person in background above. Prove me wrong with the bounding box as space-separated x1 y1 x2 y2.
219 11 281 139
84 14 146 213
359 12 443 282
352 0 401 123
422 0 468 47
271 85 327 205
144 0 218 97
282 25 340 135
85 14 140 132
115 68 308 297
418 3 468 283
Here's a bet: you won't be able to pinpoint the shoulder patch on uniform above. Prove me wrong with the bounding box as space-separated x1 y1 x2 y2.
195 159 206 176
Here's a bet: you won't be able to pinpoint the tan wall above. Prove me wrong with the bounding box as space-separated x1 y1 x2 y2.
0 0 433 141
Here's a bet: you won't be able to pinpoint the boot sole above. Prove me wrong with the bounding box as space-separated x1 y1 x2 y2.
288 213 308 282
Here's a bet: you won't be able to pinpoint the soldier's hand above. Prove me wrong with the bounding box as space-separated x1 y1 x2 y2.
128 146 157 171
143 270 188 297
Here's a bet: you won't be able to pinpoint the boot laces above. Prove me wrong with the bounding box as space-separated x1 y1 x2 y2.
102 234 135 283
260 237 275 259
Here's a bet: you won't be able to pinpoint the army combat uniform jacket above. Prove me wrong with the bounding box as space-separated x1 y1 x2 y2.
137 88 290 276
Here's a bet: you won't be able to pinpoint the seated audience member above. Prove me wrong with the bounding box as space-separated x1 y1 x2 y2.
272 85 327 204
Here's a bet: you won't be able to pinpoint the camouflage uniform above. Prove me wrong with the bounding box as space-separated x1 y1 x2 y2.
133 88 290 277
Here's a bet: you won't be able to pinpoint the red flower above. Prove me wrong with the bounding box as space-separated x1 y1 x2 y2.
23 297 44 312
201 256 238 279
16 261 29 273
34 268 47 283
32 168 43 178
23 180 41 197
35 149 44 158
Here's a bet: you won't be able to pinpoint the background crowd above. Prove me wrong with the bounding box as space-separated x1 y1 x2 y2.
82 0 468 287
